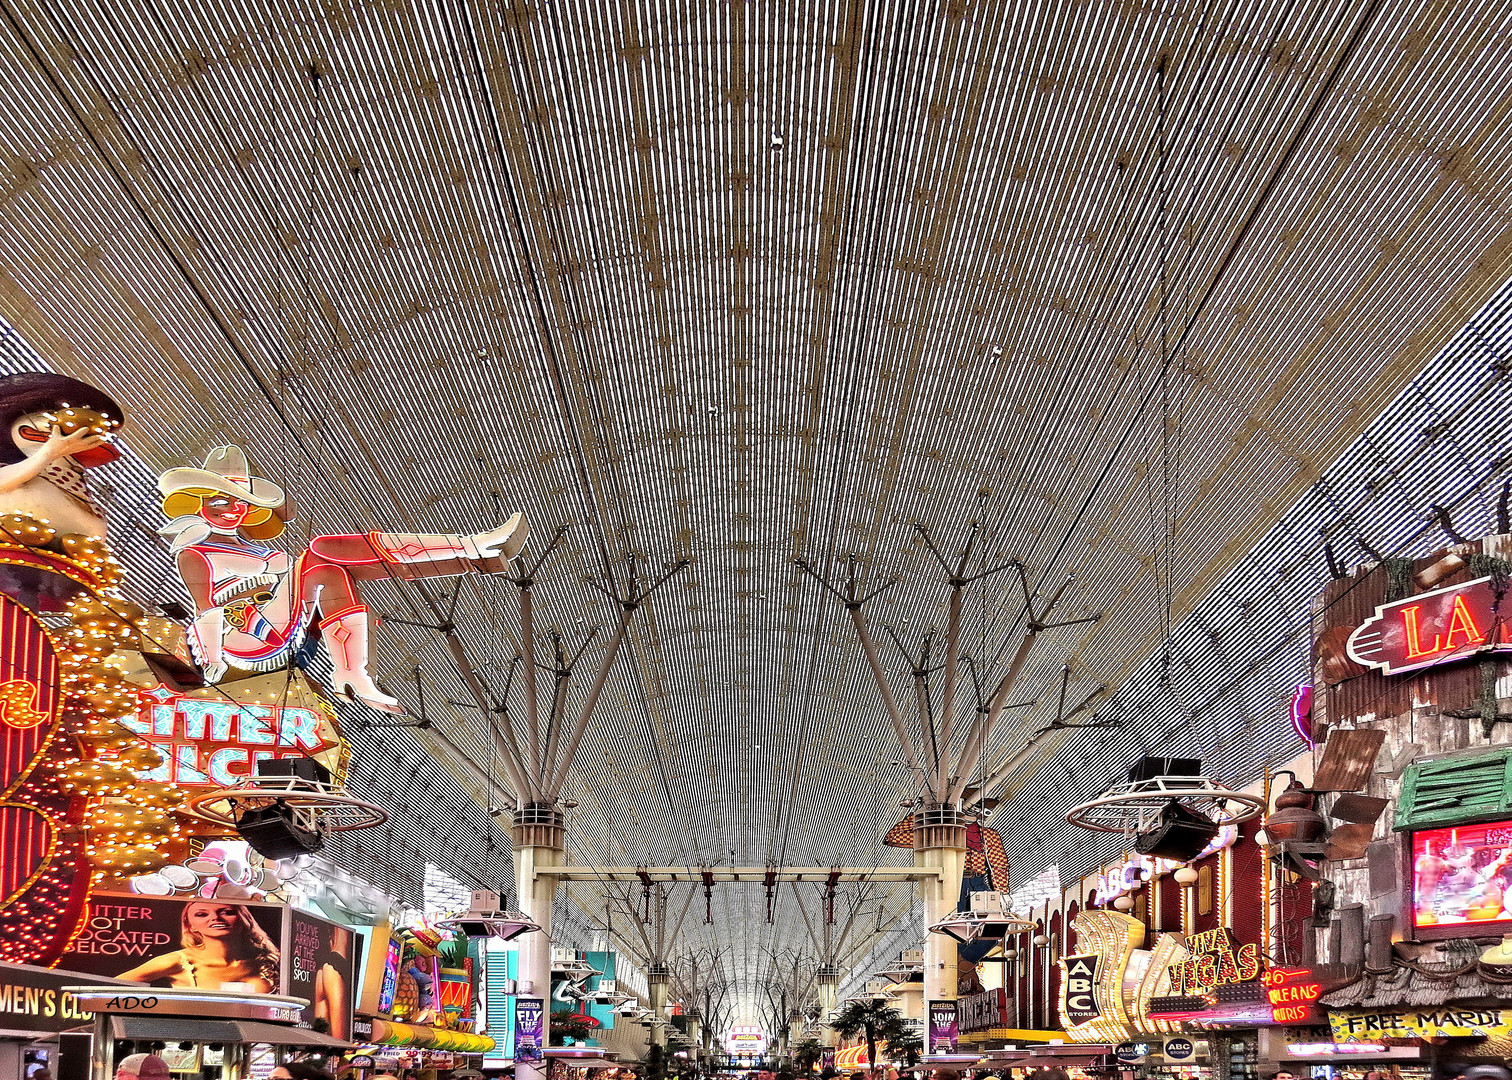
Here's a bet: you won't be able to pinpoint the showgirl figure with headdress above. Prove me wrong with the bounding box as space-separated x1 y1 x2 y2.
159 446 526 714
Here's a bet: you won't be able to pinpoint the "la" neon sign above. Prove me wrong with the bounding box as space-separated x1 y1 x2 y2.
1347 576 1507 675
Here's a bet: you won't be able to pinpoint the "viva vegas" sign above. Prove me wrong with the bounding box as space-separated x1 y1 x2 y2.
1347 576 1510 676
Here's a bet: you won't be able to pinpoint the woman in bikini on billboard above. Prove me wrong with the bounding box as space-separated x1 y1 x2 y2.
114 901 281 992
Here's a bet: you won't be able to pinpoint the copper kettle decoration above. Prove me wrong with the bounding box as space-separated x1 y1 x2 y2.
1264 773 1326 843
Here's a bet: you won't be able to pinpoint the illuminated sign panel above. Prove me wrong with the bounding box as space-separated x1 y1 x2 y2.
1330 1006 1511 1041
959 988 1008 1033
120 686 340 787
1261 968 1321 1024
0 963 111 1034
1168 928 1260 995
927 1000 958 1054
725 1025 766 1057
1092 829 1237 906
1059 911 1145 1043
1411 820 1512 931
1061 954 1102 1025
1346 576 1509 675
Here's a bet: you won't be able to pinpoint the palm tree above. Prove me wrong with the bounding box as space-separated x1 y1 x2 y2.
791 1039 825 1074
828 999 905 1073
887 1030 922 1068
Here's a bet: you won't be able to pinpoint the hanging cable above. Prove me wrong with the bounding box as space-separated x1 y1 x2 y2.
637 866 654 924
1156 51 1176 688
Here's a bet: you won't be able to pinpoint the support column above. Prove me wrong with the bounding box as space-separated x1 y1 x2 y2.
787 1011 803 1051
816 965 840 1046
514 803 566 1080
647 964 671 1047
914 805 967 1011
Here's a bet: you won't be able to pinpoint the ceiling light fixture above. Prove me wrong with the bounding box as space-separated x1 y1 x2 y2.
435 890 542 941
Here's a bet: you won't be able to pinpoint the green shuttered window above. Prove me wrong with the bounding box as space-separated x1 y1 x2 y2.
1395 747 1512 831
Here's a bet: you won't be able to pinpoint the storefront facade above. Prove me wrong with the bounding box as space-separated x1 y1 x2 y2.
1304 534 1512 1076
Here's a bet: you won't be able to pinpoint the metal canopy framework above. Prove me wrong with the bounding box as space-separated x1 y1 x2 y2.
0 0 1506 1016
538 867 943 882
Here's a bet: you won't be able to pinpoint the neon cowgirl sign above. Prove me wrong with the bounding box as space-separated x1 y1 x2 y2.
119 686 340 786
1347 576 1509 676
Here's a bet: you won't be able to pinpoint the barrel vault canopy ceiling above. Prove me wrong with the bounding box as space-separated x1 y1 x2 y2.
1 0 1511 1009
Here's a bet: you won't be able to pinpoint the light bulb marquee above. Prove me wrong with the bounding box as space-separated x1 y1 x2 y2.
1061 915 1266 1042
1059 910 1145 1044
0 522 159 965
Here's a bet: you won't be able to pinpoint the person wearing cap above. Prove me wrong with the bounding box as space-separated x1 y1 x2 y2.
114 1053 170 1080
157 444 528 713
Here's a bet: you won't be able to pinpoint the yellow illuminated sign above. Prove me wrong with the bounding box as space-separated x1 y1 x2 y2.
1330 1007 1511 1041
1059 910 1144 1043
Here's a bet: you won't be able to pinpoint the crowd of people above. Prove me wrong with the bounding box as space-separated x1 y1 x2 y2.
750 1067 1063 1080
113 1054 340 1080
110 1053 1074 1080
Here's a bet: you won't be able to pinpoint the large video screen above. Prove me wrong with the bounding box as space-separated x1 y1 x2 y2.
1412 820 1512 930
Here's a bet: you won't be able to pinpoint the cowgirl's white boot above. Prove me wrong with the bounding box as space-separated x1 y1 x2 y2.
371 513 528 568
320 606 401 714
465 513 528 561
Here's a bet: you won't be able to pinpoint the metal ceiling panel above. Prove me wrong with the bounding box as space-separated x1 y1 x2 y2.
0 0 1507 1010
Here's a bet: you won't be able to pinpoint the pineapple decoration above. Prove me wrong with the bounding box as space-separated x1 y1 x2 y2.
0 373 182 964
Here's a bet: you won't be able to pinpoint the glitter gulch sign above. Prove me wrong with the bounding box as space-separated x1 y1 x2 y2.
120 687 340 787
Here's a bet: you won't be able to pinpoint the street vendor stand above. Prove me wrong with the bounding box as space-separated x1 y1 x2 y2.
70 986 352 1080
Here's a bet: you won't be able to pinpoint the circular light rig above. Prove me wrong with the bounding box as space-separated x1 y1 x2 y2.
435 890 542 941
929 889 1036 943
1066 775 1264 833
184 761 387 836
928 909 1036 943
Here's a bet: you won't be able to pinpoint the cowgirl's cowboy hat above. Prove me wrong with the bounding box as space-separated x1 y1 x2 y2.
157 445 287 509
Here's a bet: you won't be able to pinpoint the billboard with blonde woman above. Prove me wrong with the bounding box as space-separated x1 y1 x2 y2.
63 895 284 993
58 893 357 1037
